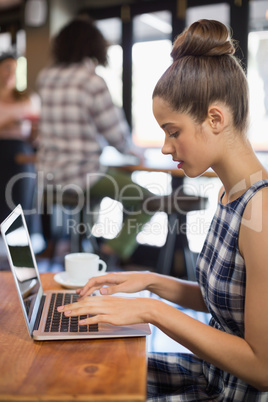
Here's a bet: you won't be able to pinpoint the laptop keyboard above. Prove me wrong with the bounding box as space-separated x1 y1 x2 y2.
44 293 98 333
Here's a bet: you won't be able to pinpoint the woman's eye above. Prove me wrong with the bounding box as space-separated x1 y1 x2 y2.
169 131 179 138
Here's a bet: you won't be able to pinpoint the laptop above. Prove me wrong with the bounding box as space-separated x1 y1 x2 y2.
0 204 151 341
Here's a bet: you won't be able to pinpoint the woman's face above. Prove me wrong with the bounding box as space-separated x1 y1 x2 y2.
0 58 17 90
153 96 217 178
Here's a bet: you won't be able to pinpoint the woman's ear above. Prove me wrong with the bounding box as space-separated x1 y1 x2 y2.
207 105 225 134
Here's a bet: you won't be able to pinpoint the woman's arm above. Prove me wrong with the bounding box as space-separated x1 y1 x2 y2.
147 298 268 391
146 273 208 312
77 271 208 312
158 187 268 391
59 189 268 391
157 188 268 391
59 280 267 391
153 187 268 391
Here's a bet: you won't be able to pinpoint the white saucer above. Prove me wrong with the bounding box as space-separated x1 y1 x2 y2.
54 271 104 289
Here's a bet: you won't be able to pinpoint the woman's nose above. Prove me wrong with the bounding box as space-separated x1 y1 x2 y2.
161 138 173 155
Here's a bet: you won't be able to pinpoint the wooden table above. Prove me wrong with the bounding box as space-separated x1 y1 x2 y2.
0 272 147 402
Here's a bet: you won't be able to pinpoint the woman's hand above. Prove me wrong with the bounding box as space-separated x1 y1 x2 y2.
76 271 152 299
57 295 154 327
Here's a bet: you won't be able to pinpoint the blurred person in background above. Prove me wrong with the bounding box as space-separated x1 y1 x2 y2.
0 51 40 226
37 17 156 262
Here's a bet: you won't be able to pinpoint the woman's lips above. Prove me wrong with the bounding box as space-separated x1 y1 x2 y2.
177 161 184 169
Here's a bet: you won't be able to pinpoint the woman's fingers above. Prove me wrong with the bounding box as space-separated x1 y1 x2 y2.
57 296 149 327
77 273 123 298
57 296 111 316
78 315 100 326
76 271 151 300
57 297 113 325
99 281 126 295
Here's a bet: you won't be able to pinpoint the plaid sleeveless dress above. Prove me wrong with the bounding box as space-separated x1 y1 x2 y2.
147 180 268 401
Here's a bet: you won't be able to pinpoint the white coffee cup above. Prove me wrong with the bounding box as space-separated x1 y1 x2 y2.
65 252 107 283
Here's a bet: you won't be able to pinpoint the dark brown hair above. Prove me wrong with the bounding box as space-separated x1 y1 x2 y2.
52 17 108 66
153 19 249 133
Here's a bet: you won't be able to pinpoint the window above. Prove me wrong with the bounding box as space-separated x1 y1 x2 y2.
132 11 172 147
132 39 172 147
96 18 123 107
0 32 12 52
96 44 123 107
96 11 173 147
248 0 268 152
186 3 230 26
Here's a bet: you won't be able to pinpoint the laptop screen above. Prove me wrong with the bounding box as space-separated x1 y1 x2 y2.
1 205 42 333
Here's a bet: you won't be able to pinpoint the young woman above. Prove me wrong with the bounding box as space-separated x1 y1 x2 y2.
58 20 268 400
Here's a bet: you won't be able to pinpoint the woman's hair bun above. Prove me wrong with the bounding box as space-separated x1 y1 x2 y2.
171 19 236 61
